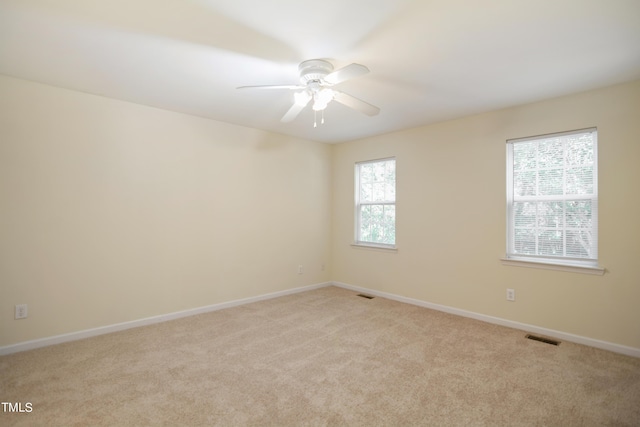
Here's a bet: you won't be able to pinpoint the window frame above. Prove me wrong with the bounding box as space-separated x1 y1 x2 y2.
504 128 603 274
353 157 397 250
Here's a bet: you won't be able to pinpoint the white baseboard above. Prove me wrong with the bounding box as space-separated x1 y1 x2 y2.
332 281 640 358
4 280 638 359
0 282 330 356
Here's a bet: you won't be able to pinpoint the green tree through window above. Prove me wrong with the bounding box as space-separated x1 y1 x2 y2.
355 158 396 247
507 129 597 265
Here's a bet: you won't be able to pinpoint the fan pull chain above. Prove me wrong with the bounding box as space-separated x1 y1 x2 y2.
313 110 327 128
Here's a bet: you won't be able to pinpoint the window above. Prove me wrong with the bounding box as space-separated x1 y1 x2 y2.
355 158 396 248
506 128 598 269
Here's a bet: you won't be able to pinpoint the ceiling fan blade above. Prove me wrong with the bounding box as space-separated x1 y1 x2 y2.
237 84 304 90
333 91 380 116
324 63 370 85
281 94 311 122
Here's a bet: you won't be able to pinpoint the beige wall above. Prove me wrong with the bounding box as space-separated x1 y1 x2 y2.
332 80 640 349
2 74 639 351
0 75 332 346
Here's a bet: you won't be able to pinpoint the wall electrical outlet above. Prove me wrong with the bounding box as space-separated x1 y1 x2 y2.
298 265 303 275
15 304 28 319
506 289 516 302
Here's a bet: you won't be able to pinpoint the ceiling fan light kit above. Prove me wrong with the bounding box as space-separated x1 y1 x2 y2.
238 59 380 127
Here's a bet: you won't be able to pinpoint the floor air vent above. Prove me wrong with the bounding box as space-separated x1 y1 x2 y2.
526 334 560 346
357 294 374 299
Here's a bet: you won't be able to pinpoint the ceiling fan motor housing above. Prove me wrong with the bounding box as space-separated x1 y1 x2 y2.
299 59 334 85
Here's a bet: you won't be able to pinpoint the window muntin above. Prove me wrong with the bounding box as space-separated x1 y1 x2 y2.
506 129 597 266
355 158 396 247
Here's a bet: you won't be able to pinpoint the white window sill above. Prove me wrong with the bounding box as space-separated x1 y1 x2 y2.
500 257 605 275
351 242 398 252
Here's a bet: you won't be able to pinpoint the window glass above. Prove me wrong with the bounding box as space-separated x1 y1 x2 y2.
355 158 396 247
506 129 597 266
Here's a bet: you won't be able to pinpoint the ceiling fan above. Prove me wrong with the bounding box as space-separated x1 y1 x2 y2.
237 59 380 126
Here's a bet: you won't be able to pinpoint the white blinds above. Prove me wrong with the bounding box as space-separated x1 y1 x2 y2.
507 129 597 264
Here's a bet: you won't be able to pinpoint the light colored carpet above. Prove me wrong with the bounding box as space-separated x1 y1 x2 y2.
1 286 639 426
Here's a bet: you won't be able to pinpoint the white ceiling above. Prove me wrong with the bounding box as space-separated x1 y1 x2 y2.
1 0 639 143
